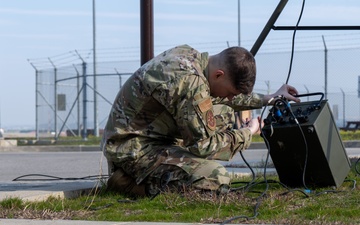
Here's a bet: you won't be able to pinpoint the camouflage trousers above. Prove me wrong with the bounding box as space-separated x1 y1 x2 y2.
111 105 238 195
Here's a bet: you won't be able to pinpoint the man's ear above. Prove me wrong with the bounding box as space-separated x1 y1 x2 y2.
215 69 225 79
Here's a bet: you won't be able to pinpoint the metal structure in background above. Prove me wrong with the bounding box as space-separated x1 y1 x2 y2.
31 55 135 141
30 45 360 141
29 0 360 140
30 0 154 141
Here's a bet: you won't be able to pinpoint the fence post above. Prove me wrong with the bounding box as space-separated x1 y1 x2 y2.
341 88 345 128
82 61 88 140
93 0 99 137
75 50 88 140
48 58 57 140
322 36 328 100
73 64 81 137
29 61 39 140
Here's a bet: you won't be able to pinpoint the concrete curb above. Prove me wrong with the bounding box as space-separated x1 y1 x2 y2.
0 181 100 202
0 145 100 152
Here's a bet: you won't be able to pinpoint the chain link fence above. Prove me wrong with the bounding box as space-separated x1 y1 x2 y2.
30 45 360 140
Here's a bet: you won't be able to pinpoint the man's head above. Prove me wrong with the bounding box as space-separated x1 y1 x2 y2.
208 47 256 100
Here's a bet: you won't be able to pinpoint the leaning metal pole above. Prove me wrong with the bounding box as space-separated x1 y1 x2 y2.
250 0 288 56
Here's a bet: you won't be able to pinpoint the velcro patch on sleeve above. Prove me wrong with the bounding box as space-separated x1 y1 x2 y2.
198 98 212 113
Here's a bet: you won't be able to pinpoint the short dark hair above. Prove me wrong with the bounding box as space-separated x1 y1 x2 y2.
220 47 256 95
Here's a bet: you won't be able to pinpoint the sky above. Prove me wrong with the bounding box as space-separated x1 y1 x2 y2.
1 0 360 129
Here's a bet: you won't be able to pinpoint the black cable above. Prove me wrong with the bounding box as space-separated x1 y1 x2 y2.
221 99 274 225
12 174 109 182
221 2 308 221
229 150 256 191
355 157 360 176
285 0 306 84
344 179 357 191
250 179 310 198
273 98 310 191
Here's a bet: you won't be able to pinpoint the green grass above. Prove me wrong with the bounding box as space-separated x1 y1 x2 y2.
16 135 102 146
3 130 360 223
1 164 360 224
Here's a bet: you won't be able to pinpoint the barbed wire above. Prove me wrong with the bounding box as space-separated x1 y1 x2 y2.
27 32 360 70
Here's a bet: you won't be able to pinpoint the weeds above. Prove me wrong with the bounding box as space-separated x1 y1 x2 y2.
2 167 360 224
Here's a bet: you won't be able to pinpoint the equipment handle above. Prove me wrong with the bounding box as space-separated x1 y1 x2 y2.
294 92 324 108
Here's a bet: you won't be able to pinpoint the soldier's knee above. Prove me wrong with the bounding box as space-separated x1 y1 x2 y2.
190 160 231 191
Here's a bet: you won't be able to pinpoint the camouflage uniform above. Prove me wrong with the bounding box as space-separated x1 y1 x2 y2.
101 45 264 194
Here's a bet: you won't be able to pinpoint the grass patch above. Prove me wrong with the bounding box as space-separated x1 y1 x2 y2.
16 135 102 146
1 165 360 224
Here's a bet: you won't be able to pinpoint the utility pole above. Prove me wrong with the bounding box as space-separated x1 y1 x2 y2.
93 0 99 137
238 0 241 46
140 0 154 65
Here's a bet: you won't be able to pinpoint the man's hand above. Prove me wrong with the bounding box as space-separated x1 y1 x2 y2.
263 84 300 105
242 117 261 135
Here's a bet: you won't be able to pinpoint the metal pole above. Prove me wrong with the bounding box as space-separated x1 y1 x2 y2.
322 35 328 99
265 80 270 94
237 0 241 46
82 61 88 140
73 64 81 137
250 0 288 56
304 85 310 101
115 68 123 89
48 58 57 140
140 0 154 65
29 62 39 140
93 0 99 137
35 69 39 140
75 50 88 140
341 88 345 127
273 25 360 30
0 100 1 131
